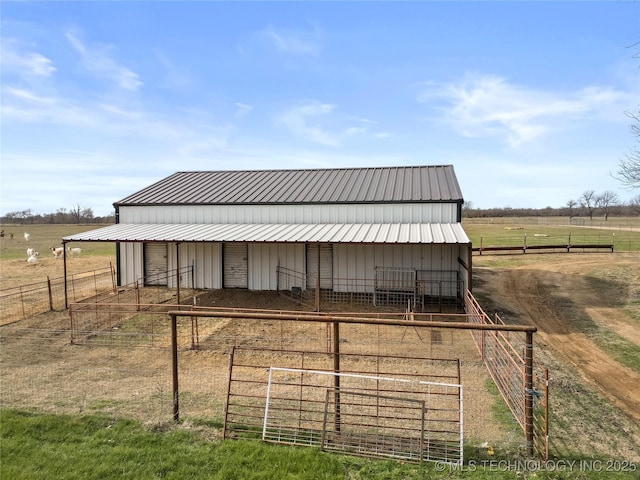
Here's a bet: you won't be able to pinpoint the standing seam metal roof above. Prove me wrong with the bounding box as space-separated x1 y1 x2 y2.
115 165 463 206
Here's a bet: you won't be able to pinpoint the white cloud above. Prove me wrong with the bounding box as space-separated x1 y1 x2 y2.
65 32 142 91
279 101 362 147
1 38 56 77
262 25 319 55
419 73 628 148
235 102 253 118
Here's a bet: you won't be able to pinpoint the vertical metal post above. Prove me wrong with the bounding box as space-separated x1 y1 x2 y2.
524 330 534 456
176 243 181 305
47 276 53 311
63 243 69 309
333 320 341 432
315 243 321 312
171 313 179 423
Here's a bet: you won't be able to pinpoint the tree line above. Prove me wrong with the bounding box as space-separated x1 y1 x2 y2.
0 206 115 225
464 191 640 219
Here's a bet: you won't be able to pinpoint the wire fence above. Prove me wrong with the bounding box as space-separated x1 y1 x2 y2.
0 265 116 325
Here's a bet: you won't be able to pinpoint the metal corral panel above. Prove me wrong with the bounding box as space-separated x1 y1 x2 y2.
65 222 470 244
117 203 459 224
248 243 305 290
115 165 463 206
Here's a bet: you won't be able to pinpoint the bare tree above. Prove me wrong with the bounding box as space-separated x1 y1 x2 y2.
629 194 640 215
595 191 619 221
616 109 640 189
566 199 577 220
579 190 597 219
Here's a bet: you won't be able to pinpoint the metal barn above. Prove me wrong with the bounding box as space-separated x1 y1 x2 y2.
64 166 472 309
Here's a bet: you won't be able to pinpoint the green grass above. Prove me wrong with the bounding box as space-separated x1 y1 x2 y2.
0 223 115 260
2 409 638 479
462 218 640 252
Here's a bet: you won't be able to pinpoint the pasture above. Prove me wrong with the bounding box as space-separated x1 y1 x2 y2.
1 221 639 477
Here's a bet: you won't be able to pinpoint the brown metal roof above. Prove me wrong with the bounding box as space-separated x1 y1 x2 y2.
63 222 471 244
114 165 463 206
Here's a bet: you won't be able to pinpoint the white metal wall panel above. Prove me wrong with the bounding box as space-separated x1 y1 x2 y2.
144 243 168 286
333 244 461 293
248 243 305 291
306 244 333 290
166 242 222 289
118 242 143 286
223 243 248 288
118 203 458 225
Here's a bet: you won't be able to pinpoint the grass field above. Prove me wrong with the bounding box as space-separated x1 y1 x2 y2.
462 216 640 251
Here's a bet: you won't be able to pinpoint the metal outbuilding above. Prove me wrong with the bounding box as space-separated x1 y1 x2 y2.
64 165 472 309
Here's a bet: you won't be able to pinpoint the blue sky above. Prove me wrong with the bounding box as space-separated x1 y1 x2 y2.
1 1 638 217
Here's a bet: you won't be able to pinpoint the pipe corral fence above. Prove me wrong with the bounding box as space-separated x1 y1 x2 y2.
2 269 549 463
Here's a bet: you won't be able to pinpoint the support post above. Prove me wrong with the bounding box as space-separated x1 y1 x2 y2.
333 320 341 432
315 243 321 312
176 243 181 305
171 313 179 422
63 242 68 309
524 330 534 456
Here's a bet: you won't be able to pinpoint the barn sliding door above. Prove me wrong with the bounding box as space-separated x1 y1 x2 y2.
306 243 333 290
144 243 167 286
223 243 248 288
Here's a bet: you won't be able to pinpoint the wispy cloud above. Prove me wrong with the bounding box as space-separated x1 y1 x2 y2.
262 25 319 55
419 73 627 148
65 31 142 91
235 102 253 118
1 38 56 77
278 100 370 147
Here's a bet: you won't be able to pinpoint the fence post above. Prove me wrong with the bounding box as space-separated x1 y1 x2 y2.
524 330 534 456
135 281 140 311
47 276 53 311
333 320 341 433
110 262 117 294
171 313 179 422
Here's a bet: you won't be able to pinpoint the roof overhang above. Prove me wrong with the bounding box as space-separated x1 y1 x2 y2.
64 223 471 244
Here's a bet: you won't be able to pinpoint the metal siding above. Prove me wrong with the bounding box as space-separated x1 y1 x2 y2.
117 203 458 225
119 242 143 286
248 243 305 290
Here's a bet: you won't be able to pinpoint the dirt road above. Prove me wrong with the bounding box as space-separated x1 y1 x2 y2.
474 253 640 423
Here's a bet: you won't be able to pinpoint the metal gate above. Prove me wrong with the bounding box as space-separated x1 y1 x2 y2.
223 243 248 288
